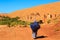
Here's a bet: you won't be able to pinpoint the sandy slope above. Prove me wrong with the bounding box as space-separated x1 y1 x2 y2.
8 2 60 22
0 2 60 22
0 22 60 40
0 2 60 40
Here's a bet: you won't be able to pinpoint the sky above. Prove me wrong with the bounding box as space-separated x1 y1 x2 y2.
0 0 59 13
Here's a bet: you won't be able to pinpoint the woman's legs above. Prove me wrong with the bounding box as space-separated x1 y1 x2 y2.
32 31 37 39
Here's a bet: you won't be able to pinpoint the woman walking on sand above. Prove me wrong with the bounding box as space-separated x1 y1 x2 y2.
30 20 43 39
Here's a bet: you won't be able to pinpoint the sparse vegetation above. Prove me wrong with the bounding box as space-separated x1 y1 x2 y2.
53 14 60 24
36 13 40 16
44 14 47 18
47 19 51 24
0 16 30 27
30 16 32 19
50 14 52 18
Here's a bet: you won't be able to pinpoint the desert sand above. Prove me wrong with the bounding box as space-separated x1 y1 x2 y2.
8 2 60 22
0 2 60 40
0 22 60 40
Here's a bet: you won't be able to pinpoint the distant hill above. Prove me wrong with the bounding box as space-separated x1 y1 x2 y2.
0 2 60 22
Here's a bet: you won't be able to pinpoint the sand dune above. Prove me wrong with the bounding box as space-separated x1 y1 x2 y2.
8 2 60 22
0 2 60 40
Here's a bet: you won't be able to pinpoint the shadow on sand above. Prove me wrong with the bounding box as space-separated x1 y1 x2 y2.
35 35 47 39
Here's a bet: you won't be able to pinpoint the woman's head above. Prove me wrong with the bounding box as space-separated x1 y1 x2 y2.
38 20 43 24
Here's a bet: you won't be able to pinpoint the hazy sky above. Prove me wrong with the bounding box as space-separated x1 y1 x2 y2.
0 0 59 13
